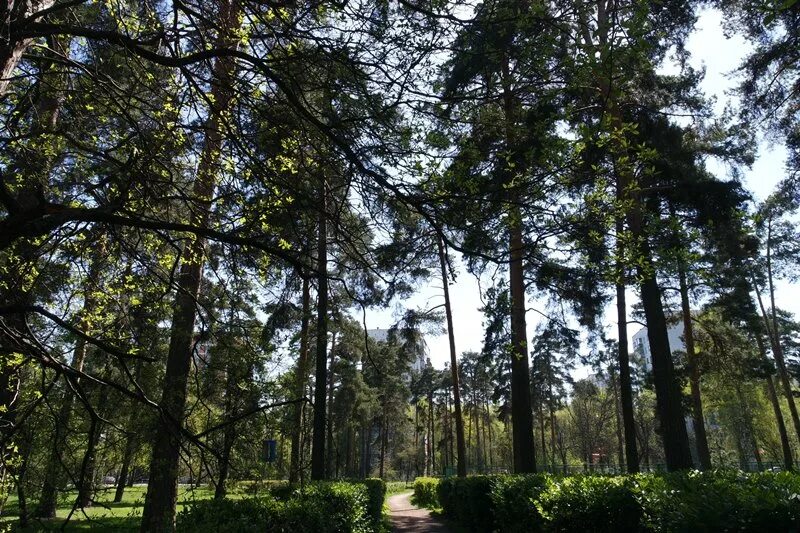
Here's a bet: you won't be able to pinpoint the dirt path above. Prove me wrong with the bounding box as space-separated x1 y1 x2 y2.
387 491 450 533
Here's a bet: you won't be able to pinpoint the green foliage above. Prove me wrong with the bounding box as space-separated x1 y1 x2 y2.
412 477 440 508
361 478 387 523
177 482 373 533
430 472 800 532
437 475 494 532
536 475 642 532
385 481 410 495
490 474 551 533
634 470 800 532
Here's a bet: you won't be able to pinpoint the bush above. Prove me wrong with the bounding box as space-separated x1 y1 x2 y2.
491 474 552 532
361 478 387 523
386 481 410 495
537 475 642 532
438 475 495 532
176 497 279 533
432 471 800 533
177 482 373 533
634 470 800 532
412 477 440 508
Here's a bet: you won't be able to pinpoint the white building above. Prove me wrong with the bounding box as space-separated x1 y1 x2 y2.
631 321 686 372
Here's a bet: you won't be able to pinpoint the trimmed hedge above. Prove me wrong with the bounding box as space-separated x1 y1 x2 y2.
537 475 641 532
439 475 495 532
177 482 374 532
361 478 387 524
491 474 550 533
413 471 800 532
412 477 440 508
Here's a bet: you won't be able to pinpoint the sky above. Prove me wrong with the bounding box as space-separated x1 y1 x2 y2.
363 8 797 372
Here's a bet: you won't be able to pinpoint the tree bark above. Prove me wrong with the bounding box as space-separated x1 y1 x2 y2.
506 144 536 474
289 274 311 483
0 1 57 97
636 270 693 470
114 426 138 503
615 214 639 473
500 46 536 474
609 366 625 471
756 333 793 470
77 362 113 509
379 415 387 479
753 272 800 444
678 266 712 470
437 237 467 477
140 2 240 529
325 332 337 480
310 177 329 480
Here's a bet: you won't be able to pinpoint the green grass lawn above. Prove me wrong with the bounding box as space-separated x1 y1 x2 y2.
0 485 222 531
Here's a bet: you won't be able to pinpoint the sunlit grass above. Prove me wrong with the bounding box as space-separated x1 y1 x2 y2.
0 485 224 531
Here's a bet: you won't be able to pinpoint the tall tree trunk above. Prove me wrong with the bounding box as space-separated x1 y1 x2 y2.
609 366 625 472
753 273 800 444
679 265 711 470
114 425 138 503
636 271 693 470
360 416 369 479
616 196 640 474
538 405 547 471
78 368 110 508
437 237 468 477
214 421 236 500
325 332 337 480
486 399 494 467
379 415 387 479
548 396 557 472
767 219 800 442
501 49 536 474
414 403 420 475
289 274 311 483
214 361 241 500
767 374 793 470
508 216 536 473
448 389 455 470
311 177 329 480
140 2 240 529
429 391 436 475
757 333 793 470
14 423 35 527
624 190 691 471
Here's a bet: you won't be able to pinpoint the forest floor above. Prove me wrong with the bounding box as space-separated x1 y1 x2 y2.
387 491 450 533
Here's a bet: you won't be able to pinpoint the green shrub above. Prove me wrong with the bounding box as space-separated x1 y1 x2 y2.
634 470 800 532
428 471 800 533
177 482 373 533
361 478 387 523
269 482 298 500
176 496 281 532
438 475 495 532
491 474 551 532
386 481 410 495
296 482 372 533
412 477 440 508
537 475 642 532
